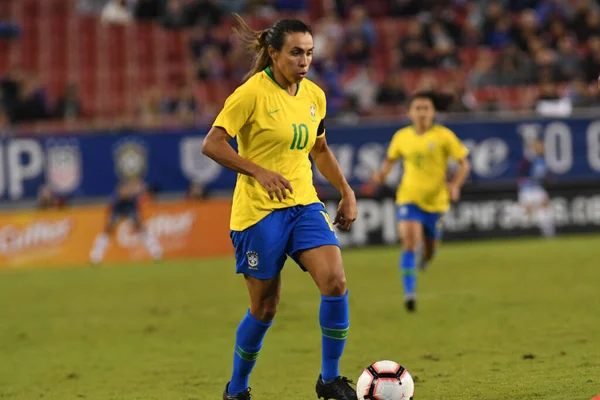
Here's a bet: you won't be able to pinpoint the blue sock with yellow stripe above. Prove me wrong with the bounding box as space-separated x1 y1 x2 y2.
401 250 417 298
320 291 350 382
228 309 272 395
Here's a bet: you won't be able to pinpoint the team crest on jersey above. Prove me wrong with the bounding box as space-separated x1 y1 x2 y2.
246 251 259 270
113 138 148 179
428 142 435 150
310 104 316 117
45 139 82 195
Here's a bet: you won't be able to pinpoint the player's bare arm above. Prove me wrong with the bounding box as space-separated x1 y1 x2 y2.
372 157 397 185
448 157 470 201
311 135 357 230
202 126 293 202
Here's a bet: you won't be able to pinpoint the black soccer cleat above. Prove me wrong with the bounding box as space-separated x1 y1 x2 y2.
223 382 251 399
405 298 416 312
316 374 356 400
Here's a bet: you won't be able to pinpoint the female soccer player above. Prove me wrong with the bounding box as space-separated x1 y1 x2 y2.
202 15 358 400
372 93 470 312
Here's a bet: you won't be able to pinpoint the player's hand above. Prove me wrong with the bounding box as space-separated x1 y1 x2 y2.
371 170 385 185
334 189 357 231
448 183 461 201
253 168 294 201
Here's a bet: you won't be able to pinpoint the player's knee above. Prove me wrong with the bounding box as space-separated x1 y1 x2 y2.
402 238 419 252
251 298 279 322
321 268 347 297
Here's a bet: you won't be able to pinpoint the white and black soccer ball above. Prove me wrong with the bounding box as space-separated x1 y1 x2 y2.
356 360 414 400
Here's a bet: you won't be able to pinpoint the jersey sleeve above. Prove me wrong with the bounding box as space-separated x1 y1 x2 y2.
446 129 469 161
212 86 255 138
386 131 403 161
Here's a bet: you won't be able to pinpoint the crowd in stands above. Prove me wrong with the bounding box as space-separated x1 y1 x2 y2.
2 0 600 132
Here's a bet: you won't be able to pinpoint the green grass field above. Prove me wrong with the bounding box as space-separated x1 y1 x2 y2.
1 235 599 400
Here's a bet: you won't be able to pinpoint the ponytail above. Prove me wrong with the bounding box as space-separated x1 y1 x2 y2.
232 14 271 81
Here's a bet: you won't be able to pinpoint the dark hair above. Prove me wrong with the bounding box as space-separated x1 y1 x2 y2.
233 14 312 80
410 91 437 109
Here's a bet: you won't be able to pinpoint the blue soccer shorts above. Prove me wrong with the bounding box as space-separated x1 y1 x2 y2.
396 203 445 240
109 203 140 225
230 202 341 279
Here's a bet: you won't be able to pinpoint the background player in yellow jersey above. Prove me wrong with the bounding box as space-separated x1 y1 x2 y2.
202 15 358 400
372 93 471 313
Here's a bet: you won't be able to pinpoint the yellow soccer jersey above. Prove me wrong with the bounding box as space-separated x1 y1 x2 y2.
387 124 469 213
213 67 326 231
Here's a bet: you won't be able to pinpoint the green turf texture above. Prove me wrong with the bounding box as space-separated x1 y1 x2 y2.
0 235 599 400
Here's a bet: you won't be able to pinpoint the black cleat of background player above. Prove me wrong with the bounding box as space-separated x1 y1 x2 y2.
316 374 356 399
223 383 251 399
405 298 416 312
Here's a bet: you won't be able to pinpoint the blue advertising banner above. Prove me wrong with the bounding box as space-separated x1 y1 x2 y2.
1 117 599 201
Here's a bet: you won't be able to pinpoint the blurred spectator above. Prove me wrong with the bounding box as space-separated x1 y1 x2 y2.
343 66 377 113
402 40 433 69
247 0 278 18
435 42 460 68
161 0 188 29
533 46 562 82
376 72 407 105
343 5 376 64
219 0 247 14
346 5 376 46
136 87 164 128
313 8 344 62
0 9 21 39
164 85 198 125
467 52 498 88
485 16 512 49
134 0 162 20
55 84 83 120
513 9 542 52
481 0 505 44
565 76 596 108
545 18 568 48
0 64 24 120
196 45 226 81
334 96 361 125
192 0 224 27
399 20 432 69
440 79 473 113
584 36 600 81
189 25 230 60
556 35 582 81
101 0 132 25
11 74 49 123
344 35 371 64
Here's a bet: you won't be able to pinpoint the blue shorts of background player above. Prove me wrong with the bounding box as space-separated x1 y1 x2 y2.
108 202 141 230
396 203 445 240
231 202 340 279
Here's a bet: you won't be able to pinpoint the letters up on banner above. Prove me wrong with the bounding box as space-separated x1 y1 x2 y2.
2 117 600 200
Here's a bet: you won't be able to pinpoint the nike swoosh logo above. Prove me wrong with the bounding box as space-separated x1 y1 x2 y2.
268 109 280 114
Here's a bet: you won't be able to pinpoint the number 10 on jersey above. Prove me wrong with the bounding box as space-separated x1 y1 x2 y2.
290 123 309 150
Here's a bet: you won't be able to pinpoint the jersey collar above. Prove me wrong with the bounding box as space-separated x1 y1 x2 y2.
264 66 301 96
411 124 434 136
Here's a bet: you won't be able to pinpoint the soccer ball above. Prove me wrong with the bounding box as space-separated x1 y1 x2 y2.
356 360 414 400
